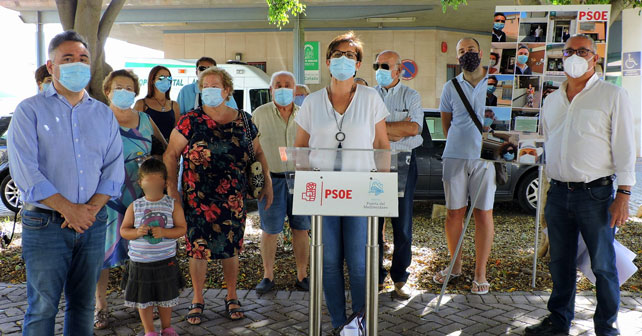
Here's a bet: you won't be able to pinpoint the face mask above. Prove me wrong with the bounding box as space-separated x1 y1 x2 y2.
483 117 494 127
493 22 505 31
490 59 498 67
517 55 529 65
563 54 589 78
201 87 225 107
329 56 357 81
487 85 496 94
41 82 51 92
503 152 515 161
155 78 171 93
376 69 394 87
294 95 306 106
273 88 294 106
520 154 536 164
56 62 91 92
111 89 135 109
458 51 481 73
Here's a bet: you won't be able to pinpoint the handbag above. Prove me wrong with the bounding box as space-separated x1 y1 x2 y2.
450 78 508 186
240 110 265 198
338 310 366 335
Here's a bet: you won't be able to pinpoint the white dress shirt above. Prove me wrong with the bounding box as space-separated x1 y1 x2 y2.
541 73 636 186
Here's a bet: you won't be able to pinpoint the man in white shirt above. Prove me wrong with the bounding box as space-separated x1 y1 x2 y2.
373 50 423 299
435 38 496 295
525 34 635 336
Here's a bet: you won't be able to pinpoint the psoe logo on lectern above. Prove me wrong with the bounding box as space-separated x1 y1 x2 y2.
302 182 317 201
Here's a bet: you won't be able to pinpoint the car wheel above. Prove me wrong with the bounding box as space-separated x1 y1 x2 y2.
517 170 538 214
1 174 21 213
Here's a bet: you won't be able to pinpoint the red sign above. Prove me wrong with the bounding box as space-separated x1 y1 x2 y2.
324 189 353 200
578 10 608 21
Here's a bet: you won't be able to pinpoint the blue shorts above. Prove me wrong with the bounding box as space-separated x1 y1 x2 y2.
258 177 310 234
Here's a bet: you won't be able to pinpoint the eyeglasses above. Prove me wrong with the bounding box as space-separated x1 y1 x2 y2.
563 48 594 57
373 63 394 71
494 19 506 23
330 50 358 60
198 66 211 72
157 75 172 81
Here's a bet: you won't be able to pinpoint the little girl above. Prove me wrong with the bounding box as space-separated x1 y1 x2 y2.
120 158 187 336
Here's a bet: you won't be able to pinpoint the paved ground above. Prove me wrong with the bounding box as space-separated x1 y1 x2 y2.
0 283 641 335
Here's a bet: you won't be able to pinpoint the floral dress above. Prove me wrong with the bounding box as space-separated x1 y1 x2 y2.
103 112 153 268
176 108 257 260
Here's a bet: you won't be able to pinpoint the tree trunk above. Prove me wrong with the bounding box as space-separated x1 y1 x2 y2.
54 0 125 104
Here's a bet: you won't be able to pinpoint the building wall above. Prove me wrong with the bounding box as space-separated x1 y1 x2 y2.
163 29 490 108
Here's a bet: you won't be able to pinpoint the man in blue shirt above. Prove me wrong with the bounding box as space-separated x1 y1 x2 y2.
8 31 124 335
373 50 423 299
434 38 496 295
176 56 237 114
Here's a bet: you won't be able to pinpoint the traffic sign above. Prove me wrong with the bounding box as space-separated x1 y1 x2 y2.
623 51 641 77
400 59 418 80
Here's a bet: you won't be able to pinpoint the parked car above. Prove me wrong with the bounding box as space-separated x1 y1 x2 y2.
414 109 539 213
0 115 21 213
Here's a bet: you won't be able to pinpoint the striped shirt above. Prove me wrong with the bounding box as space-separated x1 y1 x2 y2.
375 82 423 151
129 195 176 263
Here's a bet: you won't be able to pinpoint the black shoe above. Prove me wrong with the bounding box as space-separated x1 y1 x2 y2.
524 317 569 335
295 277 309 291
255 278 274 294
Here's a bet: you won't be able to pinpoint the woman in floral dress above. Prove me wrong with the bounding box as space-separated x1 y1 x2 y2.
164 67 272 325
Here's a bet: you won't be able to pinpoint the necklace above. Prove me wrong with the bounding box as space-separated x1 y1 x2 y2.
326 84 356 143
152 96 167 112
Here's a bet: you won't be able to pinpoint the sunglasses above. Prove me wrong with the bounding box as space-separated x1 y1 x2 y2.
562 48 594 57
157 75 172 81
198 65 211 72
373 63 394 71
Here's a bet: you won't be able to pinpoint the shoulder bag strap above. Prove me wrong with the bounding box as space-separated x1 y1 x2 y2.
450 78 483 135
240 110 256 161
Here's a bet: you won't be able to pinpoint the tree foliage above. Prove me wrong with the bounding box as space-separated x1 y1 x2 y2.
266 0 306 28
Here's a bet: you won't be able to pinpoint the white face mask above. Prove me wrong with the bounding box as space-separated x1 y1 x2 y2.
519 154 537 164
563 54 589 78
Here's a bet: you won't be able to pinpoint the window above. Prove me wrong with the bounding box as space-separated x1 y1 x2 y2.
250 89 271 112
447 64 462 81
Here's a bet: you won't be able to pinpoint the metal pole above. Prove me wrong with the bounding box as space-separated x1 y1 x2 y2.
532 165 544 288
366 216 379 336
36 11 46 66
309 215 323 336
292 16 305 84
435 162 490 311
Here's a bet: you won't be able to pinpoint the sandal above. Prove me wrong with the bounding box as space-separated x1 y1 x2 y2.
224 298 245 320
186 302 205 325
94 308 109 330
471 280 490 295
432 268 461 285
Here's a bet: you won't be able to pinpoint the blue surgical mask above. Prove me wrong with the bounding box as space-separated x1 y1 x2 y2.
376 69 393 87
273 88 294 106
517 55 529 65
329 56 357 81
294 95 306 106
503 152 515 161
201 87 225 107
487 85 496 94
111 89 136 109
493 22 505 31
155 78 171 93
484 117 494 127
56 62 91 92
41 82 51 93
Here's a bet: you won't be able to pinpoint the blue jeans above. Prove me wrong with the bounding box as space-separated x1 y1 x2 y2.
545 183 619 335
378 150 417 284
322 216 367 328
258 177 310 234
21 207 107 336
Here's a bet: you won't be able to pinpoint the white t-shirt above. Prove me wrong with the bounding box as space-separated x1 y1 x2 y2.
295 85 389 171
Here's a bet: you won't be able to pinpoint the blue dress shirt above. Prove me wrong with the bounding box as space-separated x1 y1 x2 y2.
7 84 125 209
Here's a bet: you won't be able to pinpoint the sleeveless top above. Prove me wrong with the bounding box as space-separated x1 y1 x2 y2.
143 99 175 140
128 195 176 263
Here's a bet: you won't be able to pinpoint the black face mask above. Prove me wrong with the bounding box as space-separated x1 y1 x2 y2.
459 51 481 72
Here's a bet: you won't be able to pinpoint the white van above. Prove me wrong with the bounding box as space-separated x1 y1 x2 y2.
121 58 272 112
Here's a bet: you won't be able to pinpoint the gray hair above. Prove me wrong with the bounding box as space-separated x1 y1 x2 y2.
375 50 402 66
296 84 310 94
270 71 296 87
566 33 598 53
48 30 89 60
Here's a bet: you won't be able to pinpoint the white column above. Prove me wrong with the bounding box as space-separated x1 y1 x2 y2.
621 8 642 156
293 16 305 84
